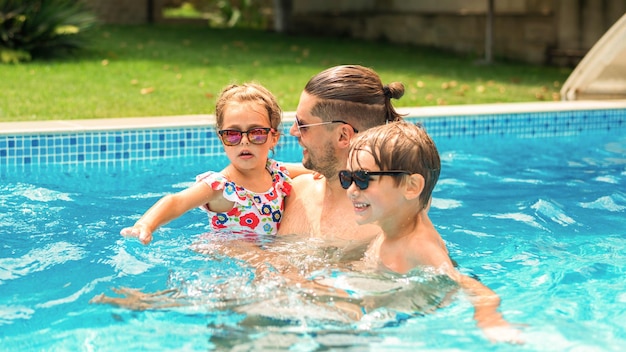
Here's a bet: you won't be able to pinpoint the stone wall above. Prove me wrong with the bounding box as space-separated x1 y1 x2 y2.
84 0 159 25
288 0 626 66
83 0 626 66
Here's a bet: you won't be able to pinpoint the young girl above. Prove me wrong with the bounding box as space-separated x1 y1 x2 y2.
340 120 523 344
121 83 302 244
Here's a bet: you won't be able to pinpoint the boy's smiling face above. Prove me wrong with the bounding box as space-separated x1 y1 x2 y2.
346 147 407 226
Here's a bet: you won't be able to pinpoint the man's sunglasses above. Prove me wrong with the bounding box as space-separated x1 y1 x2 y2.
295 116 359 134
338 170 410 190
218 127 273 146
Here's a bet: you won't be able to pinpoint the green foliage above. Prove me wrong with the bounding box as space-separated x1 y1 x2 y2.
0 0 97 63
164 0 272 29
216 0 272 29
0 46 29 63
163 2 203 18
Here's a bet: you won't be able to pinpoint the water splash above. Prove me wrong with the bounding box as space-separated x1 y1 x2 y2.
105 246 153 276
10 183 74 202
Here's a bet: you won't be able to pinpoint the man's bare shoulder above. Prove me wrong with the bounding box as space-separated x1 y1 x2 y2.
279 174 325 236
290 173 325 195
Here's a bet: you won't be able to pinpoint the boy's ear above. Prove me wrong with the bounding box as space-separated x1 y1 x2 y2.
404 174 425 200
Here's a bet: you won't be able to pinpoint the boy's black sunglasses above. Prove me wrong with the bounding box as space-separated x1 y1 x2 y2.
338 170 410 190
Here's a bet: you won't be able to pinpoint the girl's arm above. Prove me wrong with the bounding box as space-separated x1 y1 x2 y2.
120 182 216 245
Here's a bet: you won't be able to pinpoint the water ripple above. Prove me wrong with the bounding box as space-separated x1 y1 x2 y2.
452 229 493 238
531 199 576 226
474 212 547 230
0 305 35 325
431 198 462 209
0 242 86 283
10 183 74 202
579 194 626 212
36 275 115 309
594 175 620 184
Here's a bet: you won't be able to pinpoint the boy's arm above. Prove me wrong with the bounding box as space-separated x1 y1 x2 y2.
455 273 524 344
421 232 523 344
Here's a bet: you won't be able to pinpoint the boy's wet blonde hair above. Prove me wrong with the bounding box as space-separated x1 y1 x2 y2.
215 82 282 131
349 120 441 209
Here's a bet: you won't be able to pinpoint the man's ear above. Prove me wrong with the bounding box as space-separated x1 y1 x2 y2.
404 174 425 200
337 124 357 148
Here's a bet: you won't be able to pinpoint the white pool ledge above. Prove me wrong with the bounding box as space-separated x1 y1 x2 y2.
2 100 626 135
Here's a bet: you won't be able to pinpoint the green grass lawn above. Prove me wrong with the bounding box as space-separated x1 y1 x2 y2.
0 24 572 122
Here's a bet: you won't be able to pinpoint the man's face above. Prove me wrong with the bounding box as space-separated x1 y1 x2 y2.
290 91 339 177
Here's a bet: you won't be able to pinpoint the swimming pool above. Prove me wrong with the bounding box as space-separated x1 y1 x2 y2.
1 102 625 350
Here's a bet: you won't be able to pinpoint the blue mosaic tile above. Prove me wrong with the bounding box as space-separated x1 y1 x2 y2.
0 108 624 167
415 108 625 139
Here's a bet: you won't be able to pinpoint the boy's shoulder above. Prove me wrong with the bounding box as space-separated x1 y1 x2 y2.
408 232 452 269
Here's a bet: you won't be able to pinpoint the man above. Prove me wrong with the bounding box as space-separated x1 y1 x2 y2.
278 65 405 241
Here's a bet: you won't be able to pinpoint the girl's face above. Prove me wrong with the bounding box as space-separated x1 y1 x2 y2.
219 101 278 171
346 148 406 226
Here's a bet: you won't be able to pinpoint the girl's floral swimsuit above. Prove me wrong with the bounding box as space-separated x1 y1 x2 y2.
195 159 292 237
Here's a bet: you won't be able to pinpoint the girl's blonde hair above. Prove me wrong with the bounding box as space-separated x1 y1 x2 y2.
215 82 282 131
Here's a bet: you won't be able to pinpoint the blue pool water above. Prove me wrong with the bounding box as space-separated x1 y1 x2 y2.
1 110 625 351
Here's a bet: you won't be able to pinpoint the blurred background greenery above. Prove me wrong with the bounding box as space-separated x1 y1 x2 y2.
0 1 572 122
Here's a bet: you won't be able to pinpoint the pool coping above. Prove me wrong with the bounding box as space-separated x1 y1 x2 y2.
3 99 626 135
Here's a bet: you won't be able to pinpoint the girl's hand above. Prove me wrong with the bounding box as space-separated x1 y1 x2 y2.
120 223 153 245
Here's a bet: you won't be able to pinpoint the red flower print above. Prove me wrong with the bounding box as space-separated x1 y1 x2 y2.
239 213 260 229
281 182 292 196
265 189 278 201
227 207 241 217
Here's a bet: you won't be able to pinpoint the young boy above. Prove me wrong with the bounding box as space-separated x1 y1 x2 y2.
340 120 523 344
